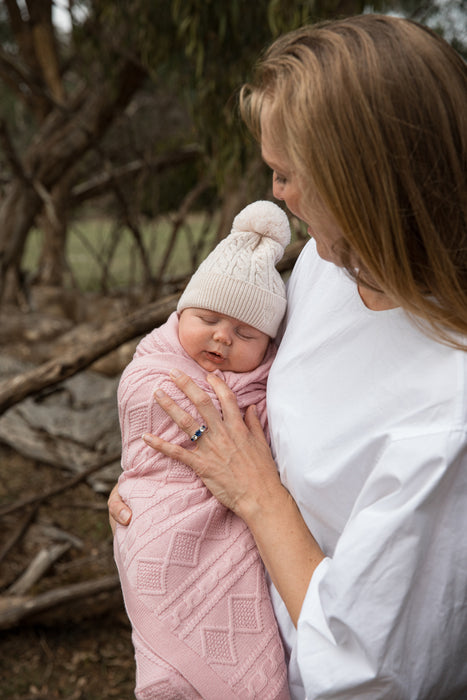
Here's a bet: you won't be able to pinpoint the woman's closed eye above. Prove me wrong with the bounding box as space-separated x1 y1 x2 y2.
274 172 288 185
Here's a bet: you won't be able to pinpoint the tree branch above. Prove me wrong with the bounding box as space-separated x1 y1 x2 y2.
0 575 121 630
0 453 120 518
0 505 38 565
0 293 179 414
0 118 30 184
71 146 202 204
8 542 71 595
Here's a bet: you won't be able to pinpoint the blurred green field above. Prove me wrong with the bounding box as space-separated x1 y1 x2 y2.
23 214 218 292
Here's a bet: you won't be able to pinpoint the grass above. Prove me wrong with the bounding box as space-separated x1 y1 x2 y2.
23 213 219 293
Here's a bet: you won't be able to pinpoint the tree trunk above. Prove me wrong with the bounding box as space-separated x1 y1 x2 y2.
0 60 146 300
37 170 77 286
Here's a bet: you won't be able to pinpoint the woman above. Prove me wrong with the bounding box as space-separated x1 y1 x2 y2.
109 14 467 699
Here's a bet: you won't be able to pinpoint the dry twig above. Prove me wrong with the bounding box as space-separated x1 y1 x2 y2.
0 454 119 518
0 574 121 630
8 542 71 595
0 504 38 565
0 293 179 414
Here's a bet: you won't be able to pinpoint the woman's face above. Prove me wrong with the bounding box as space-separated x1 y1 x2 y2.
260 115 344 266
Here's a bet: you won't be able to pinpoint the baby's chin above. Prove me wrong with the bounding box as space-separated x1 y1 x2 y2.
196 358 252 374
194 357 229 373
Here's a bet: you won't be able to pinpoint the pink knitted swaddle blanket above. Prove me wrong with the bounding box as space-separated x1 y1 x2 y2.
114 313 290 699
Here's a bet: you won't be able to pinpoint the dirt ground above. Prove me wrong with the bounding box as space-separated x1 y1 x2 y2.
0 287 165 698
0 442 136 699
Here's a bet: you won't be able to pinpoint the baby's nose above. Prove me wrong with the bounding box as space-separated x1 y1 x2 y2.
213 326 232 345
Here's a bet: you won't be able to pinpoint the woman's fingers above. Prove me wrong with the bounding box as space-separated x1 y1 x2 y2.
143 431 197 465
206 373 249 427
107 484 132 531
147 368 277 517
161 370 260 444
157 369 223 431
155 369 248 443
143 433 227 508
244 404 266 440
154 386 202 439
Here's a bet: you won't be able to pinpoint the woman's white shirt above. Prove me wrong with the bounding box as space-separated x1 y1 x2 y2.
267 239 467 699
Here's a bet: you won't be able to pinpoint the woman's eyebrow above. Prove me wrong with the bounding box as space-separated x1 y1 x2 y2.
261 152 274 168
261 151 286 173
260 146 272 164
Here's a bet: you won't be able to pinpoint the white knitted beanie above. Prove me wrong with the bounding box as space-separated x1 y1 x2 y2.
177 200 291 338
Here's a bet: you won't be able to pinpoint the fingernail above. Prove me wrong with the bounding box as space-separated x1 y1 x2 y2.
119 507 131 524
154 389 165 398
142 433 152 442
170 368 181 378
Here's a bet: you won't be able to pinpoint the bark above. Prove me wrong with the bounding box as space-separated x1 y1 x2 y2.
0 58 146 300
0 457 120 519
0 505 38 565
0 575 121 630
27 0 65 104
4 0 57 118
0 237 305 414
37 170 77 286
0 293 179 414
8 543 72 596
71 147 202 205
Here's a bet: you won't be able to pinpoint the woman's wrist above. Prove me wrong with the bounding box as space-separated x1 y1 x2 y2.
230 452 288 526
237 474 290 529
239 479 324 627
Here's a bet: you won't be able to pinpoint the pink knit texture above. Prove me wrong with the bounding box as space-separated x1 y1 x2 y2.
114 313 290 699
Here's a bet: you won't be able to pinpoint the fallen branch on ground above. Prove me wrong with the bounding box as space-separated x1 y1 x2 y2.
8 542 72 596
0 505 38 565
0 293 179 414
0 240 306 415
0 453 119 518
0 574 121 630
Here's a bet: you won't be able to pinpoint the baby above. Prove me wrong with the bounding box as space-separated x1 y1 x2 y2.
114 201 291 699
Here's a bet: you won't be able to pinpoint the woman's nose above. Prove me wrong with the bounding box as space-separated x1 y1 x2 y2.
272 178 285 201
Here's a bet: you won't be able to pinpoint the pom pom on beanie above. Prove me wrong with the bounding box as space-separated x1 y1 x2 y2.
177 201 291 337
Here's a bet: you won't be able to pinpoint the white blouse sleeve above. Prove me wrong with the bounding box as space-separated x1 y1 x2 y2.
296 428 467 699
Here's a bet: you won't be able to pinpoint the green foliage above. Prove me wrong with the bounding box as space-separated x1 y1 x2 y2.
4 0 464 299
101 0 369 194
167 0 337 188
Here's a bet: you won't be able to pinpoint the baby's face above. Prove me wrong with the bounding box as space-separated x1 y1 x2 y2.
178 308 270 373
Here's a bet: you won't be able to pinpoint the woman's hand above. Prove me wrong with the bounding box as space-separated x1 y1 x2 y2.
110 367 325 625
108 483 132 534
147 368 324 626
142 368 283 525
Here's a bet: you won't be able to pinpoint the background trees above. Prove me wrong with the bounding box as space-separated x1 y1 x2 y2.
0 0 368 307
0 3 465 692
0 0 464 311
0 0 463 410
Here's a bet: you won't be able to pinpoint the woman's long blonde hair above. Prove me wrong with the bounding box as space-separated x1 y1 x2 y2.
240 14 467 348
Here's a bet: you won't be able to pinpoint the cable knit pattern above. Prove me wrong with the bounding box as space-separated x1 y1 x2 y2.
114 312 290 699
177 201 291 338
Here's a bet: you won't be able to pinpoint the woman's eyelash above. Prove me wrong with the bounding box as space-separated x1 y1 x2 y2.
274 172 287 184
